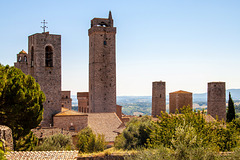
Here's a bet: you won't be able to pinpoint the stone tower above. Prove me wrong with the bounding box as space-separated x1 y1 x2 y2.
152 81 166 117
88 11 116 113
169 90 192 113
28 32 61 127
77 92 89 113
207 82 226 121
14 50 28 75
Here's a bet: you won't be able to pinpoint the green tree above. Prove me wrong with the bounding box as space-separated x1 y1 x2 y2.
115 115 155 150
15 131 38 151
77 127 106 153
227 92 235 122
0 64 45 149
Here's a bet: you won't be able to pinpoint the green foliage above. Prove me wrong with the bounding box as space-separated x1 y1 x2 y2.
77 127 106 153
148 106 239 152
0 139 6 160
227 92 236 122
15 131 38 151
34 133 74 151
0 64 45 149
114 116 155 150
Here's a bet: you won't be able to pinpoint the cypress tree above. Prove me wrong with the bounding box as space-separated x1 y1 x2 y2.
227 92 235 122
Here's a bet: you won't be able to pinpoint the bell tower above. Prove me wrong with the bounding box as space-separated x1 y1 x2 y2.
88 11 117 113
28 31 62 127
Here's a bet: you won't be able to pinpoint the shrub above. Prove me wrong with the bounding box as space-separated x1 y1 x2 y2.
114 116 155 150
34 133 74 151
15 131 38 151
0 139 6 160
77 127 106 153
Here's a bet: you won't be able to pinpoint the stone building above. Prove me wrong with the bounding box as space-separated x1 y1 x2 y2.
77 92 89 113
207 82 226 121
53 108 88 132
61 91 72 110
89 11 116 113
14 50 28 75
152 81 166 117
169 90 192 113
15 32 62 127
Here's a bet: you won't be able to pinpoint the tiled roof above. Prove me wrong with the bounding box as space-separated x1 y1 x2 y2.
55 110 87 117
87 113 123 142
5 150 78 160
19 49 27 54
61 107 70 112
170 90 192 94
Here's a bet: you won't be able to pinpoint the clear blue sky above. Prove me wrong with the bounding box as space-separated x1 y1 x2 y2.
0 0 240 96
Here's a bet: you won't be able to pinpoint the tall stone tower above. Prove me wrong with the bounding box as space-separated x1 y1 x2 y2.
169 90 192 114
152 81 166 117
14 50 28 75
28 32 61 127
207 82 226 121
88 11 116 113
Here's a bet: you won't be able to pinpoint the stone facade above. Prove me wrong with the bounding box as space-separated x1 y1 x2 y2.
28 32 62 127
169 90 192 113
53 110 88 132
61 91 72 110
152 81 166 117
0 125 13 150
207 82 226 121
89 11 116 113
77 92 89 113
14 50 28 75
116 105 122 120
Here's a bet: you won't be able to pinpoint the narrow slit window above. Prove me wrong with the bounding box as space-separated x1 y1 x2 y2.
31 46 34 67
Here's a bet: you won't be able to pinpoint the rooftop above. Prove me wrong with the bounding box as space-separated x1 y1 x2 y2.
170 90 192 94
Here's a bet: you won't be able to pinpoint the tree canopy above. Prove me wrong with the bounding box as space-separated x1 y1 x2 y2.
227 92 236 122
0 64 45 148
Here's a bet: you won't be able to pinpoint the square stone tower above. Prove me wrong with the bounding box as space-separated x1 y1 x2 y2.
77 92 89 113
169 90 192 113
61 91 72 110
28 32 61 127
207 82 226 121
152 81 166 117
14 50 28 75
88 11 116 113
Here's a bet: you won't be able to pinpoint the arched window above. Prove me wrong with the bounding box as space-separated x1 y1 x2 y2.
45 46 53 67
24 56 27 62
31 46 34 67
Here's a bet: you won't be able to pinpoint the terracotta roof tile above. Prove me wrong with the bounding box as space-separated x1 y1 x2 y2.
55 110 87 116
170 90 192 94
87 113 123 142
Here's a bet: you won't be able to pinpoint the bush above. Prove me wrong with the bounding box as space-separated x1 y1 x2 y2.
115 116 155 150
147 106 239 152
34 133 74 151
15 131 38 151
77 127 106 153
0 139 6 160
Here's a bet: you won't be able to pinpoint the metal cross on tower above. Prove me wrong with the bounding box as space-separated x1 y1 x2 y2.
41 20 48 33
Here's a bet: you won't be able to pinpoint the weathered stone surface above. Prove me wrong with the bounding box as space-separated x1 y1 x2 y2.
28 32 62 127
89 12 116 113
77 92 89 113
169 90 192 113
152 81 166 117
0 125 13 150
207 82 226 121
61 91 72 110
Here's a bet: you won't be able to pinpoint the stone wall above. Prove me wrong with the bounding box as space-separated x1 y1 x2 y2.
53 115 88 132
152 81 166 117
207 82 226 121
169 90 192 113
61 91 72 110
0 125 13 150
28 32 62 127
89 12 116 113
77 92 89 113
